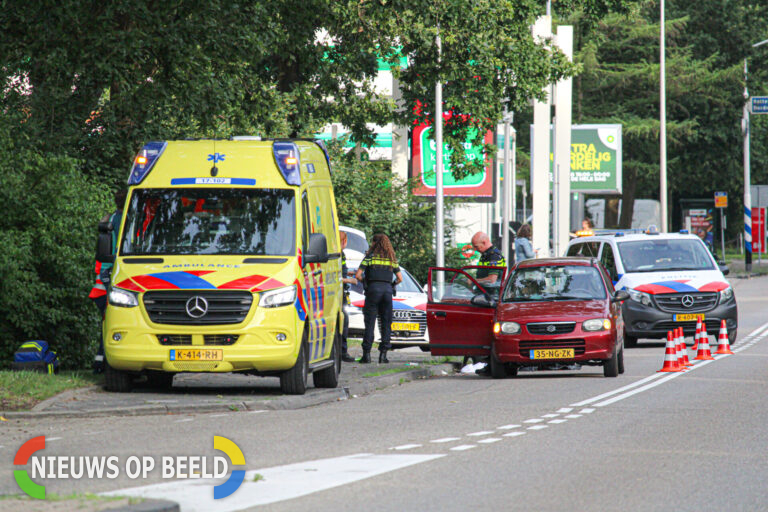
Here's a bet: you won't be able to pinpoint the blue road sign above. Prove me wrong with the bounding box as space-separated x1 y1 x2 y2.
750 96 768 114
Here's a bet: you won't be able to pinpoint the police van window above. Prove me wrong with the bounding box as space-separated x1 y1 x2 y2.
600 244 617 281
566 243 583 256
121 188 295 256
617 239 716 272
567 242 600 257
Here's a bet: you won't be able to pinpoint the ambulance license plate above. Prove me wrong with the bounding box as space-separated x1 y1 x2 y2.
391 322 420 332
170 349 223 361
530 348 574 359
674 314 702 322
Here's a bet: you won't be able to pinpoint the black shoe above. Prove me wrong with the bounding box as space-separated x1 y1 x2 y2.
475 364 490 376
341 352 355 363
378 351 389 364
359 351 371 364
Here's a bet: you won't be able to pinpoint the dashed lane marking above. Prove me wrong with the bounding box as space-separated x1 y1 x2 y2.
391 444 421 451
523 418 544 424
527 425 548 431
497 424 521 430
542 413 560 418
450 445 477 451
502 431 526 438
430 437 461 443
477 438 502 444
548 419 567 424
47 437 62 442
467 431 494 437
580 408 595 414
557 407 573 413
174 418 193 423
565 414 582 419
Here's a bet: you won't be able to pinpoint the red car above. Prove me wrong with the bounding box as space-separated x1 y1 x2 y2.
426 258 630 378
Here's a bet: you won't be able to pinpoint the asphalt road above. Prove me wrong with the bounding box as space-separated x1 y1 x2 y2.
2 275 767 511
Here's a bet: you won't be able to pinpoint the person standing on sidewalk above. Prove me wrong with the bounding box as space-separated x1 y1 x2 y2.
355 233 402 364
514 224 536 261
339 231 357 362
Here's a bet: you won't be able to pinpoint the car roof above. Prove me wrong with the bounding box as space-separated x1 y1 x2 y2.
570 232 701 244
517 257 596 268
340 225 366 238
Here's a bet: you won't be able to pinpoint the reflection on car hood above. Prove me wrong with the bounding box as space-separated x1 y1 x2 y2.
618 270 728 294
498 300 607 320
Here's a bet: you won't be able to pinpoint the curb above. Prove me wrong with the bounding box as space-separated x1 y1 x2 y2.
0 365 455 420
107 499 179 512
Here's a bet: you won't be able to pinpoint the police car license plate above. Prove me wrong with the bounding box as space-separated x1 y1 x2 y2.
392 322 420 332
530 348 574 359
170 349 223 361
674 314 702 322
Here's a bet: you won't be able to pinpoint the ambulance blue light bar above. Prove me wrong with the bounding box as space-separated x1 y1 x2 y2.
273 141 301 186
128 141 167 185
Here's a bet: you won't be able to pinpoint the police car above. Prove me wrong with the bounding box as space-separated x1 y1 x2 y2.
565 227 737 347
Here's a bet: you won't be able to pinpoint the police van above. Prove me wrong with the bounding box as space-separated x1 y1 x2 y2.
566 228 737 347
96 138 343 395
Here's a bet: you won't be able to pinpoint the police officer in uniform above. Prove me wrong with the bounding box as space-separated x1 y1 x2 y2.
355 234 403 364
339 231 357 362
472 231 506 286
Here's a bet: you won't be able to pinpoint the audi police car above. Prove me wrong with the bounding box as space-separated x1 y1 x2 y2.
566 227 736 347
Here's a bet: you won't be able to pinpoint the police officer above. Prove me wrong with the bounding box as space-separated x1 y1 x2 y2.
339 231 357 362
89 189 127 373
355 233 403 364
471 231 506 286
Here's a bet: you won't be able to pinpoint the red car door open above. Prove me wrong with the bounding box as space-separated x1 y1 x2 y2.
426 266 505 357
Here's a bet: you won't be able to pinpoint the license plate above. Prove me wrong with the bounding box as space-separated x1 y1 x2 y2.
674 314 703 322
530 348 574 359
392 322 420 332
170 349 223 361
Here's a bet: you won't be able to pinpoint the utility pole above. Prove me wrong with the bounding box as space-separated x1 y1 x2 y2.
435 27 444 268
502 107 513 264
659 0 668 232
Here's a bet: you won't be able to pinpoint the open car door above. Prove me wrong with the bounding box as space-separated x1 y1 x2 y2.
426 266 506 357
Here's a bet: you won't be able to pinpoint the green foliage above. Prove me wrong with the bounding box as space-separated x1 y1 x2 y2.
0 116 110 369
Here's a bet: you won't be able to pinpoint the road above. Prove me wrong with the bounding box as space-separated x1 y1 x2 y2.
2 275 767 511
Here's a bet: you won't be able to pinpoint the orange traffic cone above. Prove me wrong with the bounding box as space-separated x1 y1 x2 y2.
715 319 734 355
692 316 702 351
658 331 682 372
694 323 714 360
678 327 692 366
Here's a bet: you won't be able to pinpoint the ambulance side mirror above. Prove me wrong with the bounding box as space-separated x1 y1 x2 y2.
304 233 329 264
96 222 114 263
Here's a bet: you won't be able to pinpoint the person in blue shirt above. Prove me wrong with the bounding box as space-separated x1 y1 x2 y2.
514 224 536 261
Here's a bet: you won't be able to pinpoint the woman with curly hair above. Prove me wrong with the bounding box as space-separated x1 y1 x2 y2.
355 233 403 363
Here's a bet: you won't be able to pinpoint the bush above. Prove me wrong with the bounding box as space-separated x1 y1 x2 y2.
0 126 111 369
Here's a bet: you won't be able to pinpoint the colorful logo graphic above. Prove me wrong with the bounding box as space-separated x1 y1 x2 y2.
14 436 46 499
213 436 245 499
207 153 226 163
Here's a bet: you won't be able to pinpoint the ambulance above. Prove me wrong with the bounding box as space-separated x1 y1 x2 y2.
565 227 737 347
96 138 343 395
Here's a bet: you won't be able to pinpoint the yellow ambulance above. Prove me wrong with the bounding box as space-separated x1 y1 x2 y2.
96 138 343 395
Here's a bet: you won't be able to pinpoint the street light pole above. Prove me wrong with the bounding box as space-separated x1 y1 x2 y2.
743 38 768 273
435 28 444 268
659 0 668 232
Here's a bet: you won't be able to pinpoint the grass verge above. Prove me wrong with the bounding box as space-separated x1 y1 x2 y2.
0 370 103 412
362 366 414 378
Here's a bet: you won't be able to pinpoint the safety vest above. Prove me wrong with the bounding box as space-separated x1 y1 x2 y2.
360 256 400 285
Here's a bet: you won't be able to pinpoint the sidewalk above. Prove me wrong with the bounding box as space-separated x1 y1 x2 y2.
1 346 457 420
725 256 768 278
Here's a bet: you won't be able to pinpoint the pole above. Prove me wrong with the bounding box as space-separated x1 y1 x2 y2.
502 106 512 264
435 28 444 268
744 58 752 272
511 127 517 223
659 0 668 232
720 208 726 263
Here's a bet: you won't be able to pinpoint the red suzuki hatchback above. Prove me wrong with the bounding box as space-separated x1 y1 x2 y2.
426 258 629 379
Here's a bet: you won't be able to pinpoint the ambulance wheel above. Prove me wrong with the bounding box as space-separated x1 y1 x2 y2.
603 349 619 378
314 331 341 388
280 330 308 395
146 371 174 390
104 362 132 392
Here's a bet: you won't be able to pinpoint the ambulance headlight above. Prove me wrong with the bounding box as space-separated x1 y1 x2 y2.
627 288 652 306
108 287 139 308
259 285 296 308
720 286 734 303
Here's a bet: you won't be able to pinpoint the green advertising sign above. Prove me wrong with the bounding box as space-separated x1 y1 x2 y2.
528 124 622 194
419 126 486 187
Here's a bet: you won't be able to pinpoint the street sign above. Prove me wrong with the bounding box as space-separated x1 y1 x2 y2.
753 208 766 253
750 96 768 115
714 191 728 208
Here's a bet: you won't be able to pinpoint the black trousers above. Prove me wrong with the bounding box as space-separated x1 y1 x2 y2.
342 297 350 353
362 282 393 352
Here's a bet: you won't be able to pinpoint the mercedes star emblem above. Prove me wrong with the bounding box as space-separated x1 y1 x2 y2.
681 295 695 308
546 324 557 333
186 296 209 318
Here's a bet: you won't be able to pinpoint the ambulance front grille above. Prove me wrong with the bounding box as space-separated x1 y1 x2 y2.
143 291 252 325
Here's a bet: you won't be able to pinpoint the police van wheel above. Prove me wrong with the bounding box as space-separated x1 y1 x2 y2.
314 331 341 389
104 362 132 392
280 332 309 395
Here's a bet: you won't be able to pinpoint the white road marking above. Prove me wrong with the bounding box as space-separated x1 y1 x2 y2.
527 425 548 431
430 437 460 443
557 407 573 413
248 410 267 414
467 431 494 437
175 418 194 423
548 419 567 424
105 453 442 511
450 445 477 451
580 408 595 414
565 414 582 419
209 414 228 418
523 418 544 424
478 438 502 444
542 413 560 418
502 432 526 438
391 444 421 451
497 424 521 430
570 373 665 407
47 437 62 442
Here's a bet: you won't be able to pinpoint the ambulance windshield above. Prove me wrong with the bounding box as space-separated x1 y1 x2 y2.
120 188 295 256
